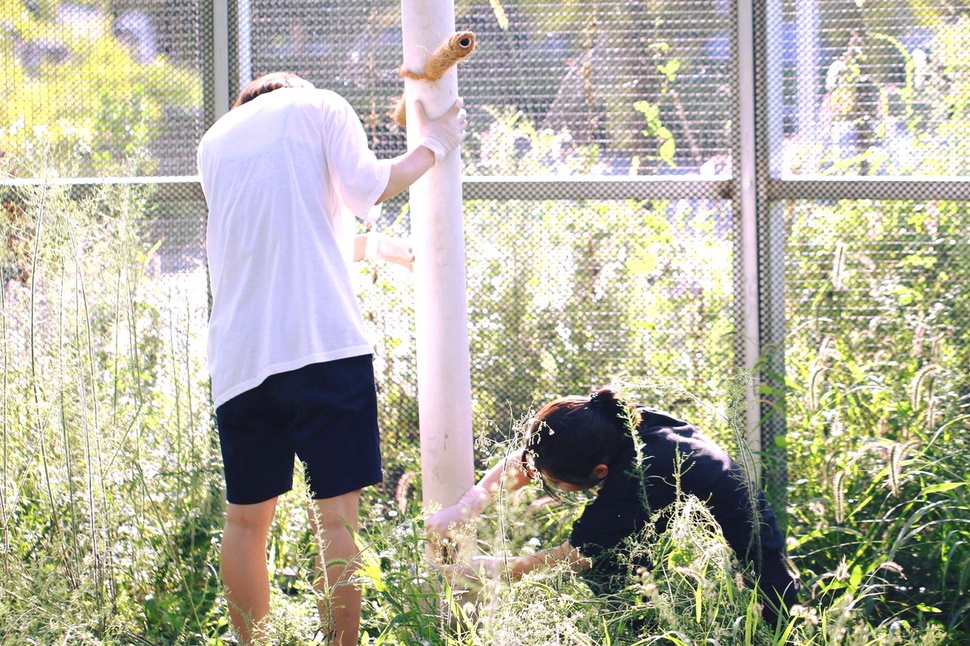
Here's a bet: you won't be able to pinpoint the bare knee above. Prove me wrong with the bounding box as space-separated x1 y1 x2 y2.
225 499 278 537
310 490 361 536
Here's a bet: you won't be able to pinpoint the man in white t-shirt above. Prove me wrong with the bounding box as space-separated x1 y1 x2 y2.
197 71 466 646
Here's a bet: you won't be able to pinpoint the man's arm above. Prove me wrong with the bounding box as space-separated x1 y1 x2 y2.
376 98 466 204
377 146 436 204
425 448 533 535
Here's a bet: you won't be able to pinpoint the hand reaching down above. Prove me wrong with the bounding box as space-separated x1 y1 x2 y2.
425 484 490 536
434 555 508 590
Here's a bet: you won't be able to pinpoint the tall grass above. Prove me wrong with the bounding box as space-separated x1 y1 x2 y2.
1 175 223 643
349 400 956 646
2 173 967 644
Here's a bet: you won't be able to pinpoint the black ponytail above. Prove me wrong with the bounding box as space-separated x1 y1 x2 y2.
526 388 640 486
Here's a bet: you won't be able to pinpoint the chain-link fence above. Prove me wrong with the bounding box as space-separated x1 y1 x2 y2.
3 0 968 498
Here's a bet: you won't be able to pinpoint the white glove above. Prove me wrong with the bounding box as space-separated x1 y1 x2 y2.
470 555 506 578
367 233 414 271
414 97 467 164
426 484 490 535
433 555 507 590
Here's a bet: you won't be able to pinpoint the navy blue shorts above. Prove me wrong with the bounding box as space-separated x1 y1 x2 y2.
215 355 383 505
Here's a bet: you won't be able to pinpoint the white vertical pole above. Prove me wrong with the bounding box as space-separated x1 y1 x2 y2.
796 0 820 144
237 0 253 90
737 0 762 457
399 2 476 530
212 0 230 119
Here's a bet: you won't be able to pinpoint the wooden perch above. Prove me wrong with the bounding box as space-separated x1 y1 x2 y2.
391 30 476 127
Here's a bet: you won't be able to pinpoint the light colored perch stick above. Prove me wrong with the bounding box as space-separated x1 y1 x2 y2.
391 31 476 126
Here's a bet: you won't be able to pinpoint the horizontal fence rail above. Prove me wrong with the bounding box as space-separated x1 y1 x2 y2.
4 175 968 202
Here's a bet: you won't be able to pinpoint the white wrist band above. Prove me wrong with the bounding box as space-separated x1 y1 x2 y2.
364 233 381 260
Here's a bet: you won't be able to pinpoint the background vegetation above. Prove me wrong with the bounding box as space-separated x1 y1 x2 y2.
3 123 968 643
2 0 969 644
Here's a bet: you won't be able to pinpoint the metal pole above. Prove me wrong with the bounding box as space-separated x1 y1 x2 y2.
212 0 230 119
736 0 762 457
236 0 252 91
399 0 476 537
762 0 790 507
795 0 820 144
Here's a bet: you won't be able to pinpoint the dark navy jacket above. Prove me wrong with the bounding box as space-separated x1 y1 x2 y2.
569 406 798 615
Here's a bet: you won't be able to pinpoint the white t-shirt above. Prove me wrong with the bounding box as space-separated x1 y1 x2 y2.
197 87 392 407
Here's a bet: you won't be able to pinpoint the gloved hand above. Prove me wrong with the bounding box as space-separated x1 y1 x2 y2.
426 483 490 535
469 554 506 578
434 555 508 591
414 97 467 164
371 234 414 271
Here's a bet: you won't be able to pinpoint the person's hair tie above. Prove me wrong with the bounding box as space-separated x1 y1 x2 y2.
589 389 613 410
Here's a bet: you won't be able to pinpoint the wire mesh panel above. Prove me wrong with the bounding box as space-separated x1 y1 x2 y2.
241 0 733 177
773 0 970 177
232 0 740 451
354 192 737 459
5 0 966 468
456 0 733 176
0 0 212 342
761 2 970 410
785 197 969 393
780 196 970 524
755 1 970 501
462 196 736 434
1 0 207 178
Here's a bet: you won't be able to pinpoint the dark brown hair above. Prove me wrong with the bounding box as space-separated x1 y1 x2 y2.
526 388 641 487
231 72 314 109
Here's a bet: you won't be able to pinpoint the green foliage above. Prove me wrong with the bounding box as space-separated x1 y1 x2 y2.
357 519 453 643
781 192 970 638
634 100 676 167
354 478 950 645
0 0 202 177
0 163 224 643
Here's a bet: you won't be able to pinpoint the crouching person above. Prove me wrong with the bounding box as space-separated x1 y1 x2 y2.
427 388 800 628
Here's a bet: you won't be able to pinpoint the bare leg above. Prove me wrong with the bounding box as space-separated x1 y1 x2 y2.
222 498 278 645
309 490 362 646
